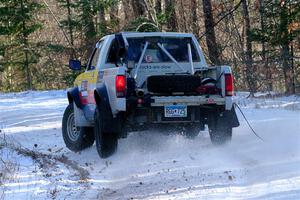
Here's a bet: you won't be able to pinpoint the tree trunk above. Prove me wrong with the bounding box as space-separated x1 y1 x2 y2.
131 0 145 17
155 0 161 14
259 0 272 91
81 2 96 56
109 5 120 32
99 6 107 33
279 2 294 94
281 43 292 94
66 0 74 46
290 42 295 94
242 0 256 94
191 0 199 38
66 0 75 58
21 0 32 90
162 0 177 31
202 0 220 65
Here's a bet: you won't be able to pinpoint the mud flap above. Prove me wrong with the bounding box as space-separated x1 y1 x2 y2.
220 107 240 128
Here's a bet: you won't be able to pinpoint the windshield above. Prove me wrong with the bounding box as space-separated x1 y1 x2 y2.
126 37 200 63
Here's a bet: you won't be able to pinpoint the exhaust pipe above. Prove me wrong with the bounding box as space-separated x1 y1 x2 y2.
136 89 144 97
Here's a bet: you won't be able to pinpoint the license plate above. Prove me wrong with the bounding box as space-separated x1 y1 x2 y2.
164 105 187 118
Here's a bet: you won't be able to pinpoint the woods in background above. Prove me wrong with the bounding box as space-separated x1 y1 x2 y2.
0 0 299 94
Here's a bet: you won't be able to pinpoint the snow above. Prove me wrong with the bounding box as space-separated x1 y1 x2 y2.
0 90 300 199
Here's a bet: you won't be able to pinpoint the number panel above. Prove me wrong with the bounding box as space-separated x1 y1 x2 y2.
164 105 187 118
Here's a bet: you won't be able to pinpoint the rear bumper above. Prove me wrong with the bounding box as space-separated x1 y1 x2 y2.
126 105 239 131
151 95 225 106
124 94 236 128
127 105 219 126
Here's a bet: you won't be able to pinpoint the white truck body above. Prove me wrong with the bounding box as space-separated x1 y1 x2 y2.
88 32 233 117
64 32 240 158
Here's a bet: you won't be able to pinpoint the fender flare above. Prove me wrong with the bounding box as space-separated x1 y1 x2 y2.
67 87 83 109
94 84 120 133
94 84 112 113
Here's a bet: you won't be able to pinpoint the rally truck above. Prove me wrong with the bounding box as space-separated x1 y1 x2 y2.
62 32 240 158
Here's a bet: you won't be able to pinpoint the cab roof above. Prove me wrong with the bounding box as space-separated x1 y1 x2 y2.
104 32 195 39
122 32 194 38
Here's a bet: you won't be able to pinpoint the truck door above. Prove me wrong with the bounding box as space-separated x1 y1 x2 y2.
79 42 103 105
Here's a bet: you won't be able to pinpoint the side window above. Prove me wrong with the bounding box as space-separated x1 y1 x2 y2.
87 41 103 70
106 39 116 64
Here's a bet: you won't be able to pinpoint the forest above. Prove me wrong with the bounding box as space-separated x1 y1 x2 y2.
0 0 299 94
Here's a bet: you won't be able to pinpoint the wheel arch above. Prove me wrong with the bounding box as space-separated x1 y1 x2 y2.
94 84 123 134
67 87 83 109
94 84 111 112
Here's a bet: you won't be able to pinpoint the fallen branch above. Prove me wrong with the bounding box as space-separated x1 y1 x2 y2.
16 147 89 180
4 142 89 181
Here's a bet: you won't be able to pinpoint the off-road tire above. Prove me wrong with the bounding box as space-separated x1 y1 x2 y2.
94 107 118 158
184 125 200 139
208 114 232 145
62 104 95 152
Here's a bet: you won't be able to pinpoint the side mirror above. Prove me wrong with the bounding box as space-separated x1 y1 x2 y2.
69 59 82 71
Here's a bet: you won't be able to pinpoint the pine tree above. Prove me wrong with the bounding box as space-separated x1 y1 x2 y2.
56 0 114 58
0 0 42 91
252 0 300 94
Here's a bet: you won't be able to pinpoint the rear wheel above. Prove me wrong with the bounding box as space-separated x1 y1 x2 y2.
184 125 200 139
208 113 232 145
62 104 94 152
94 107 118 158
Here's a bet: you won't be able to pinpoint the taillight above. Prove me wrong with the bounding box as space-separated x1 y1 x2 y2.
225 73 234 96
116 75 126 97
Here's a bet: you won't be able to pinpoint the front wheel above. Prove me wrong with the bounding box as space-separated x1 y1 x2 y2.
62 104 94 152
94 107 118 158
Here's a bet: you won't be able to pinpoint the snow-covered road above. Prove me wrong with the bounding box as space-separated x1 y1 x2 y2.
0 90 300 199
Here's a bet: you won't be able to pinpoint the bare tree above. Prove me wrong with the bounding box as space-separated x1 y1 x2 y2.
131 0 145 17
191 0 199 38
279 2 294 94
154 0 161 14
99 5 107 33
258 0 272 91
242 0 256 94
161 0 177 31
202 0 221 65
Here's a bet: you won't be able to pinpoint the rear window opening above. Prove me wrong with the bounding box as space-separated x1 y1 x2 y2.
126 37 200 63
106 37 200 64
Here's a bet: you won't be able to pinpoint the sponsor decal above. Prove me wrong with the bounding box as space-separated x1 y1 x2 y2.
137 65 172 70
104 71 110 75
97 71 104 83
81 80 88 91
207 98 215 104
98 71 104 79
81 91 88 97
